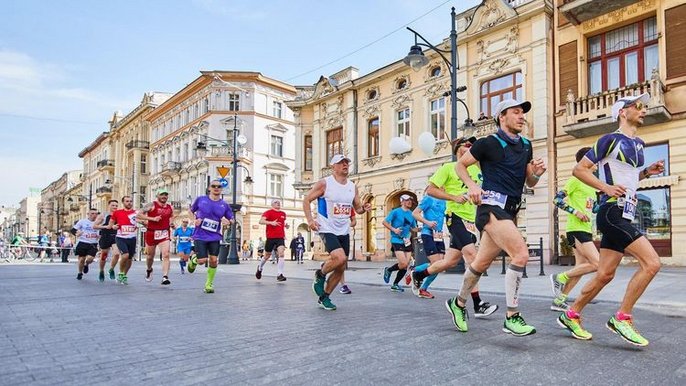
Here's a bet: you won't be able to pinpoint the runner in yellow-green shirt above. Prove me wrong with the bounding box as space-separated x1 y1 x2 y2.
550 147 600 311
411 137 498 318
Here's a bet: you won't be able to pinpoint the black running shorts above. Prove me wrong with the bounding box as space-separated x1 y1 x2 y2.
319 233 350 256
566 231 593 249
597 204 643 253
74 242 98 257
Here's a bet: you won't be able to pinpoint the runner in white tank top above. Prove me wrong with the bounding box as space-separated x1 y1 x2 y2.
303 154 371 311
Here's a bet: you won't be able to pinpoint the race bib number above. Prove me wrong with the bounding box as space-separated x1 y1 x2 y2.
620 195 638 221
433 232 444 242
200 218 220 233
119 225 136 237
333 203 352 218
179 236 190 242
482 190 507 209
403 238 411 247
586 198 594 210
85 231 99 240
463 220 478 237
154 230 169 240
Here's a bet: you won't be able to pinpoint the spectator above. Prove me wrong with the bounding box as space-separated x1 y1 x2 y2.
477 111 489 121
60 231 73 263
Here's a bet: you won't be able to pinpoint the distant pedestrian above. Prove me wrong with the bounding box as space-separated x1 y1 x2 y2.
60 231 73 263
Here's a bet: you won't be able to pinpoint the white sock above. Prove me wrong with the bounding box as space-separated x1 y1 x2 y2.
258 256 268 271
277 257 284 275
505 265 524 313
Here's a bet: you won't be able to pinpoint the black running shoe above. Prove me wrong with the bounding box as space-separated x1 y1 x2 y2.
161 276 171 285
83 264 89 274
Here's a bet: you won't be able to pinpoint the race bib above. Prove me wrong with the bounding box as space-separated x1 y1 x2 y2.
179 236 191 242
154 230 169 240
85 231 99 240
586 198 594 210
482 190 507 209
433 232 444 242
463 220 478 237
619 195 638 221
403 238 411 247
200 218 220 233
120 225 136 237
333 203 352 218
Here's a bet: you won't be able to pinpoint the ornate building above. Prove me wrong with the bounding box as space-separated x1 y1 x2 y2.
78 132 113 214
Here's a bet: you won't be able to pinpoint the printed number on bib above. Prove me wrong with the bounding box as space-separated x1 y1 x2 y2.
620 195 638 221
201 218 220 233
154 230 169 240
179 236 190 242
403 238 411 247
433 232 443 242
481 190 507 209
332 203 352 218
120 225 136 236
463 220 478 237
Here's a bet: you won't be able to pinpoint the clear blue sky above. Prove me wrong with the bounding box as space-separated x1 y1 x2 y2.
0 0 480 207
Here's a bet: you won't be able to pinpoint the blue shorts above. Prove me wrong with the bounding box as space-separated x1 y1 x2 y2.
177 243 192 255
421 234 445 256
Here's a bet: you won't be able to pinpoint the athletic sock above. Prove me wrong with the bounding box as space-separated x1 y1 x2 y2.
393 269 407 285
421 273 437 290
505 265 524 313
387 263 399 273
457 265 483 305
316 269 326 279
414 263 430 273
558 272 570 284
319 291 330 301
258 257 268 271
277 257 285 275
471 291 482 311
616 311 632 321
206 267 217 286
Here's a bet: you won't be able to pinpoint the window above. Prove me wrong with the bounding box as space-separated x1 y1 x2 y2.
183 144 189 162
430 98 447 140
202 97 209 114
634 143 671 255
396 78 408 90
228 93 240 111
480 72 523 116
430 66 441 77
588 17 658 94
326 128 343 163
140 154 147 174
273 101 283 119
269 173 284 197
368 118 380 157
304 135 312 171
270 135 283 157
397 108 410 138
367 89 377 100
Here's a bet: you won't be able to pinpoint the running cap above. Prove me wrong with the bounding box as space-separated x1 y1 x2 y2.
493 99 531 126
451 136 477 154
400 194 412 202
611 92 649 122
330 154 351 165
157 188 169 195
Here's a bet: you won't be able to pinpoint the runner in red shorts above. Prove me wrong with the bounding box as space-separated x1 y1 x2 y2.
139 189 174 285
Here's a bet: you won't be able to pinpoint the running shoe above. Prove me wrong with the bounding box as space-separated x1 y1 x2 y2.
77 273 83 280
404 270 412 286
550 273 565 298
204 284 215 294
503 313 536 336
390 284 404 292
339 285 351 294
276 274 287 282
318 296 336 311
121 275 128 285
161 276 171 285
255 267 262 280
108 268 115 280
418 289 434 299
550 298 570 312
83 264 89 274
312 270 326 297
117 272 124 283
98 271 105 282
445 297 468 332
558 312 592 340
474 301 499 318
382 267 391 284
606 316 649 347
145 268 153 282
411 270 424 293
187 257 198 273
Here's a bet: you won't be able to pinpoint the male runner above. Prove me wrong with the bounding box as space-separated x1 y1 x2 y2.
94 200 120 281
139 189 174 285
73 208 100 280
558 93 663 346
550 147 599 311
382 195 416 292
412 189 445 299
109 196 139 285
447 99 546 336
412 138 498 316
256 199 289 282
188 179 234 293
304 154 371 310
174 219 194 274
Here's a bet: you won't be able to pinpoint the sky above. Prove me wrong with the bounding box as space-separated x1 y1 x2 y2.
0 0 480 207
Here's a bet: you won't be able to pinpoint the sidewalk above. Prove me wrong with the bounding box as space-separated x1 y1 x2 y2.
219 257 686 316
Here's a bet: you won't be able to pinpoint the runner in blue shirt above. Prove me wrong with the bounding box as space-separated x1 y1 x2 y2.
174 219 194 274
412 191 445 299
381 194 417 292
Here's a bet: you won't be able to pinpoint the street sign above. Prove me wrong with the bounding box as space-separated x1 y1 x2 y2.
216 166 230 178
219 178 229 188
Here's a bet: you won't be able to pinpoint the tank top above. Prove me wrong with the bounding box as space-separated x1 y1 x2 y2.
100 214 117 237
147 201 173 231
316 175 355 236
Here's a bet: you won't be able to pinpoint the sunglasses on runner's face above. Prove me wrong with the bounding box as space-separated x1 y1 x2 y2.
626 101 646 110
210 184 222 188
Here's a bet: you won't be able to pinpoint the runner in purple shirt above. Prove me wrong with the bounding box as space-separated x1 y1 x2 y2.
187 180 234 293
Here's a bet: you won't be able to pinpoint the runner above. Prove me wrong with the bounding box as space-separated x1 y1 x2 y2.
256 200 289 282
558 93 663 346
381 195 416 292
94 200 120 282
550 147 599 311
109 196 139 285
446 99 545 336
187 179 234 293
139 189 174 285
411 138 498 317
174 219 194 274
73 208 100 280
304 154 371 310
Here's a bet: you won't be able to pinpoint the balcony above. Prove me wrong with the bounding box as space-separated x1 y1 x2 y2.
562 72 671 138
96 186 113 197
462 119 498 139
171 201 185 210
320 167 332 178
69 204 80 212
96 159 115 171
559 0 640 25
160 161 182 176
125 140 150 150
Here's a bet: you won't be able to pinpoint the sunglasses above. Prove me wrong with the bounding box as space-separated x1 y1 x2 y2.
626 101 646 111
210 185 222 188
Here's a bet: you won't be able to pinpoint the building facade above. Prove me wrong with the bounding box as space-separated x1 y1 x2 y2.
555 0 686 265
78 132 113 214
288 0 555 260
147 71 304 247
39 170 81 235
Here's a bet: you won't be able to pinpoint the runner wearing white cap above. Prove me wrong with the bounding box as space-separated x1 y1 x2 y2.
558 92 664 346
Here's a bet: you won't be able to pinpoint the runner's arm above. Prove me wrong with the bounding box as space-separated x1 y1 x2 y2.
302 180 326 225
553 190 578 215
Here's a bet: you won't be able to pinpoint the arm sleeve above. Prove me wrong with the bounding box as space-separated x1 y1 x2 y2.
553 190 576 214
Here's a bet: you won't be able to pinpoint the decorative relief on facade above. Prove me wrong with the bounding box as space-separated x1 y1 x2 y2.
361 156 382 168
423 62 448 83
480 0 506 30
488 58 510 75
393 178 405 191
392 75 411 94
424 83 448 98
362 105 380 119
581 0 655 32
391 94 412 109
433 140 450 154
362 183 373 196
363 87 380 104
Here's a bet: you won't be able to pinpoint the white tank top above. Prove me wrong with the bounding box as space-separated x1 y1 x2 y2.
317 175 356 236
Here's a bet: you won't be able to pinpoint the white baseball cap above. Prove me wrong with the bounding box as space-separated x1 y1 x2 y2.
493 99 531 118
611 92 650 122
330 154 351 165
400 194 412 201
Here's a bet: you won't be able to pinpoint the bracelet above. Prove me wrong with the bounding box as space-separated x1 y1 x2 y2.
641 168 648 178
531 174 541 180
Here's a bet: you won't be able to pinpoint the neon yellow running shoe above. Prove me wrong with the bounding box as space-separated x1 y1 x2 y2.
606 316 648 347
204 283 214 293
558 313 592 340
188 256 198 273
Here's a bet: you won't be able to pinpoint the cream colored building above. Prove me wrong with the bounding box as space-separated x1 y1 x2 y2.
40 170 81 234
78 132 113 214
147 71 305 246
288 0 555 261
555 0 686 265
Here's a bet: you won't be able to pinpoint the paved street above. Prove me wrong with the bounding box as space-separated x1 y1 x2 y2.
1 261 685 385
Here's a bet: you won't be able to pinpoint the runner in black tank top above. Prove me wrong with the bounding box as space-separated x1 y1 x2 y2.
94 200 121 281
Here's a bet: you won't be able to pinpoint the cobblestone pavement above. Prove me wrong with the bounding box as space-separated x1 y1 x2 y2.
1 263 685 385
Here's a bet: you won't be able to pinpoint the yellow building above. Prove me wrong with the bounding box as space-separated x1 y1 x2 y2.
77 132 113 214
288 0 556 260
555 0 686 265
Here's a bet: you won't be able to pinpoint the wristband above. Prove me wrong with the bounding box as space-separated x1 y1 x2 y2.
531 174 541 180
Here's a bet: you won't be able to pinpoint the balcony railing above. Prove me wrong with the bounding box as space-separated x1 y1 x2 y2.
320 167 332 178
171 201 185 210
96 159 115 170
562 69 671 138
462 119 498 139
125 140 150 150
160 161 182 176
507 0 535 8
96 186 113 195
206 146 252 159
560 0 640 25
